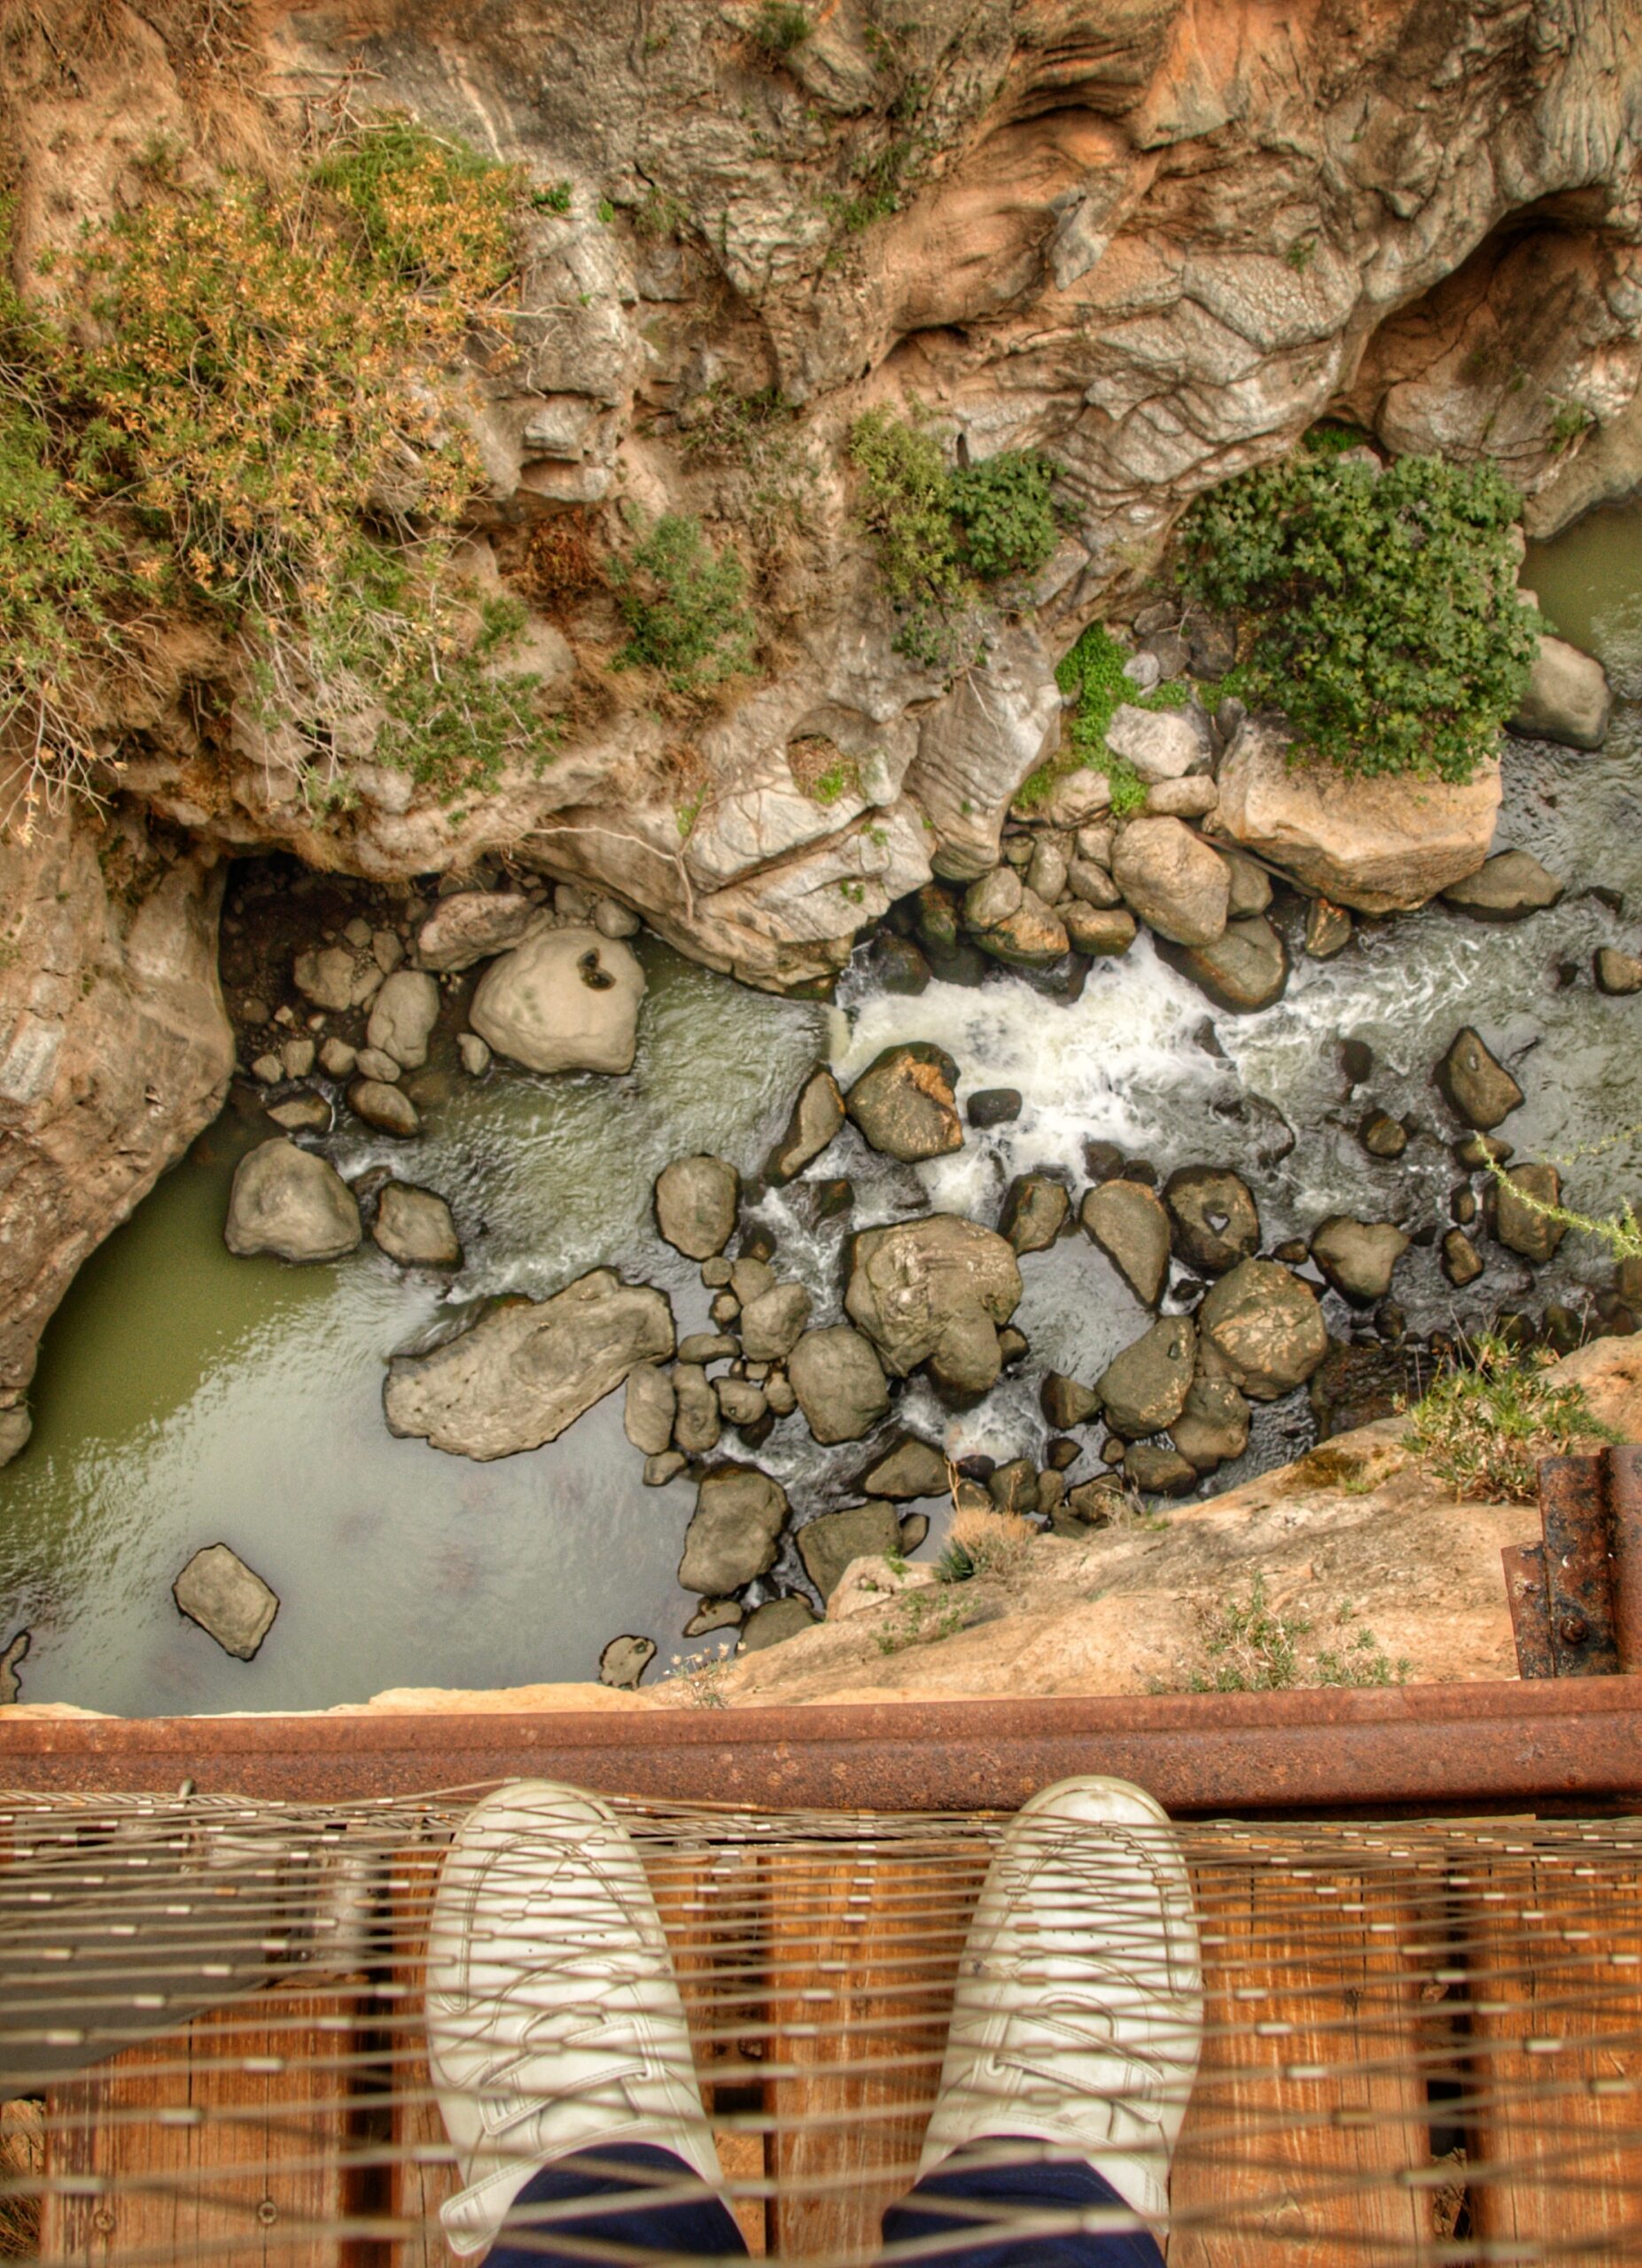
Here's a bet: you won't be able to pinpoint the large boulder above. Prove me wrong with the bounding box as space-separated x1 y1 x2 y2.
798 1501 902 1600
1215 717 1501 914
417 891 539 972
1510 633 1611 750
862 1434 949 1499
1001 1174 1070 1255
1162 916 1288 1014
766 1066 844 1183
846 1043 963 1162
1111 818 1229 946
224 1139 362 1263
966 875 1070 967
740 1280 812 1361
845 1215 1023 1399
679 1465 789 1594
788 1325 891 1442
654 1154 739 1259
1436 1028 1523 1130
470 926 644 1075
366 969 440 1069
1097 1315 1196 1438
1163 1167 1260 1276
1494 1164 1567 1262
1080 1179 1171 1307
1198 1260 1328 1400
383 1268 674 1458
1310 1216 1410 1304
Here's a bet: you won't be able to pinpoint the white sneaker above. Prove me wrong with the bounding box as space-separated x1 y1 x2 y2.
918 1775 1202 2226
425 1781 722 2258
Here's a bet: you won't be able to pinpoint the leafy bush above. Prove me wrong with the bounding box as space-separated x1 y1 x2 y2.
1179 447 1537 783
848 410 972 666
1406 1334 1617 1503
753 1 810 54
0 126 556 814
611 513 756 692
949 451 1061 580
848 411 1062 667
1016 622 1146 815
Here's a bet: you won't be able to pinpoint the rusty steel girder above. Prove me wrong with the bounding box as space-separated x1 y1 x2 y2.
1506 1446 1642 1678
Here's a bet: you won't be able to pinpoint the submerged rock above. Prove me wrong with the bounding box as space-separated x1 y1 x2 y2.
383 1269 673 1459
1080 1179 1171 1306
1111 818 1229 946
1165 915 1289 1012
968 1086 1023 1128
845 1216 1023 1399
367 969 440 1069
1097 1316 1196 1439
1442 849 1563 921
678 1465 789 1594
1436 1028 1524 1130
765 1065 845 1183
372 1183 462 1269
740 1595 819 1651
598 1634 655 1689
1197 1260 1328 1400
846 1042 963 1161
1510 633 1612 750
654 1154 740 1259
798 1501 901 1600
173 1543 279 1661
1163 1167 1260 1276
1595 947 1642 996
788 1325 891 1443
224 1139 362 1263
470 926 644 1075
1041 1371 1101 1429
1310 1216 1410 1304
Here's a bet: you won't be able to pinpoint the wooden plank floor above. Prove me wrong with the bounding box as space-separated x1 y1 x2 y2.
32 1833 1642 2264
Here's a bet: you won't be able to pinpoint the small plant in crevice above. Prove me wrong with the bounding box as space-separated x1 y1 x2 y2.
1016 621 1147 815
678 383 820 555
752 0 810 56
1177 444 1537 785
874 1589 971 1655
936 1505 1036 1584
1405 1333 1618 1504
1156 1576 1412 1694
610 511 757 694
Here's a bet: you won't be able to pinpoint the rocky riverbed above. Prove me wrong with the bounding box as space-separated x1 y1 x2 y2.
1 502 1639 1709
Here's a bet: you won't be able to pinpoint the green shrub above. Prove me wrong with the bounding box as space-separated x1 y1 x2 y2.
1 126 556 813
678 384 818 550
848 409 972 666
1017 621 1146 813
848 412 1062 667
1406 1334 1618 1503
1178 447 1537 783
948 450 1061 580
611 513 756 692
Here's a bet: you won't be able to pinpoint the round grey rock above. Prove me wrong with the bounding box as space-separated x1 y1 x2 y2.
367 969 440 1069
173 1543 279 1661
845 1043 963 1163
1436 1028 1524 1130
655 1155 739 1261
1198 1260 1328 1401
1310 1216 1410 1304
225 1139 362 1263
798 1502 901 1600
349 1078 420 1138
471 926 645 1075
788 1326 891 1444
373 1183 462 1269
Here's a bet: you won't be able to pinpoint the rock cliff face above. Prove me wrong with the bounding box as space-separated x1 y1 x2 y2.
9 0 1641 983
0 800 233 1449
4 0 1641 1407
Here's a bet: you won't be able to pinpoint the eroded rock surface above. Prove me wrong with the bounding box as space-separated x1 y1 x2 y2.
383 1269 673 1458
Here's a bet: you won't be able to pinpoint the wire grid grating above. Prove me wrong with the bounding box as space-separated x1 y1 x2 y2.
1 1788 1640 2264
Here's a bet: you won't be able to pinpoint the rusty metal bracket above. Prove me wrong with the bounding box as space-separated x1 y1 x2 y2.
1506 1446 1642 1677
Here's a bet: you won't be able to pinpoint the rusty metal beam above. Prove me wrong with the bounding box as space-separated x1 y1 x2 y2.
1610 1447 1642 1675
3 1678 1641 1815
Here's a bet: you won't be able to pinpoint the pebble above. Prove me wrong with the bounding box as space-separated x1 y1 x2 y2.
457 1033 492 1076
251 1052 284 1084
678 1332 738 1366
280 1037 315 1079
319 1038 358 1078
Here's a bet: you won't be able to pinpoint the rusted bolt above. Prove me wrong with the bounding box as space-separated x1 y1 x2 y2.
1560 1612 1590 1646
257 2198 278 2227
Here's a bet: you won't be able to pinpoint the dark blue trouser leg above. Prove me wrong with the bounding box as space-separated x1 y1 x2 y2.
883 2140 1166 2268
486 2138 1163 2267
485 2142 747 2264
